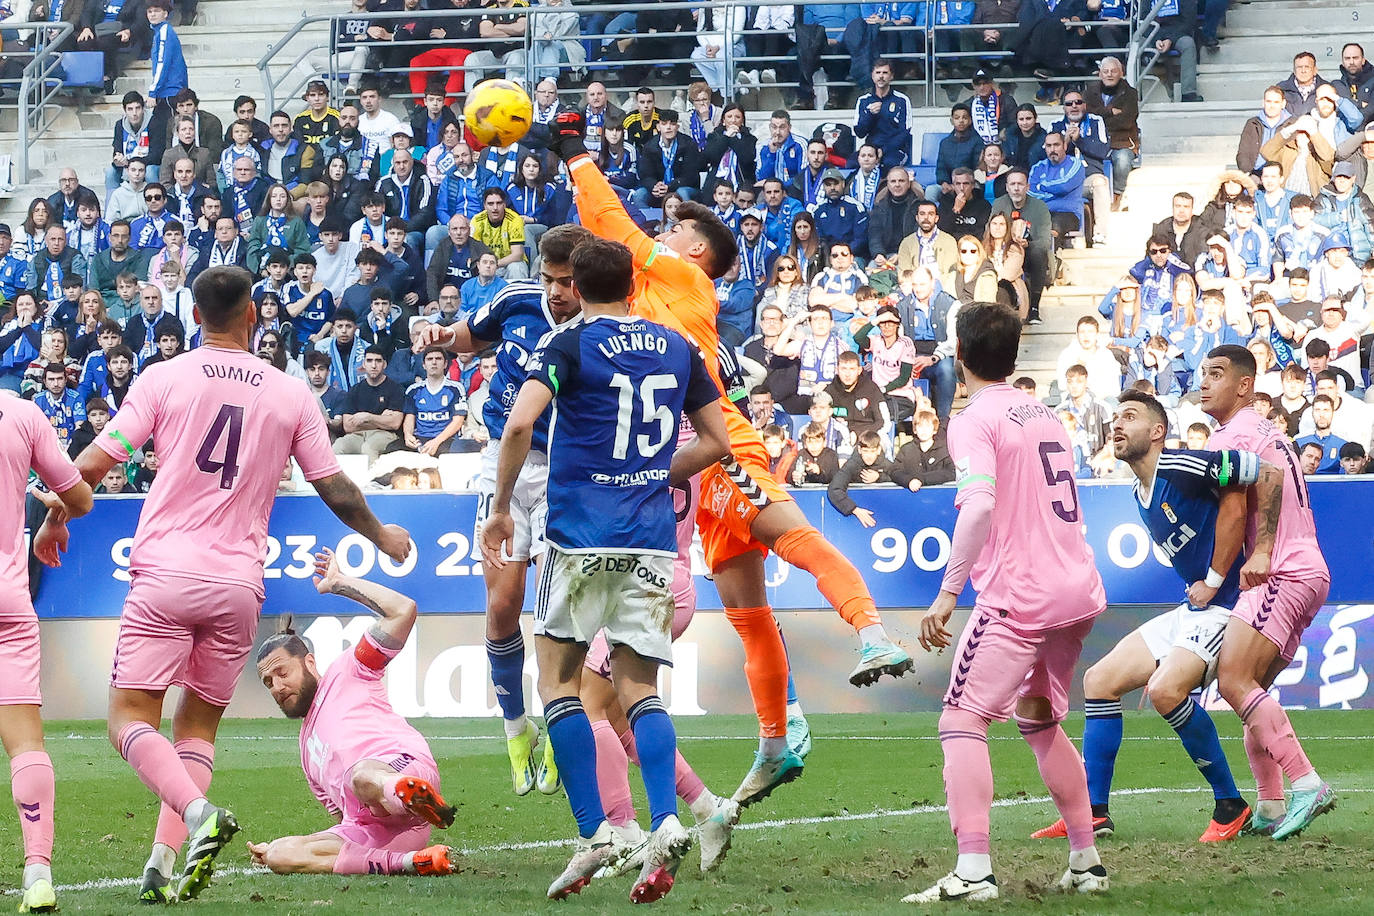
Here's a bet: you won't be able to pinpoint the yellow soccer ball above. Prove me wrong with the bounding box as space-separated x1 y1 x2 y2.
463 78 533 148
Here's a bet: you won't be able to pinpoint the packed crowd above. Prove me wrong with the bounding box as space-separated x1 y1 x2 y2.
11 0 1350 503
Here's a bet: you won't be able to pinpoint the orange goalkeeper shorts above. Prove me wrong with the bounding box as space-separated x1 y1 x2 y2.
697 413 793 570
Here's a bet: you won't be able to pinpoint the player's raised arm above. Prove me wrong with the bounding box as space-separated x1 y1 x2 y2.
547 111 657 267
312 547 417 650
414 319 488 355
481 377 554 568
310 472 412 563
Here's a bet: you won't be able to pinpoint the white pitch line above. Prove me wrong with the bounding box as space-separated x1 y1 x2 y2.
49 733 1374 743
17 785 1373 897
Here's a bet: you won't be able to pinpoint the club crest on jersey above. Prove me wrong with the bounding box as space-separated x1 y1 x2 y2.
708 478 731 517
1162 502 1177 524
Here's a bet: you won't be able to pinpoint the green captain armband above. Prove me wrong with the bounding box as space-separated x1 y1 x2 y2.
107 430 135 457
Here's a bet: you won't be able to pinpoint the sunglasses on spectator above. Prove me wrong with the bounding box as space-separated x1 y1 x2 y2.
1149 246 1170 254
778 264 797 272
960 247 979 254
145 194 164 201
1064 99 1085 106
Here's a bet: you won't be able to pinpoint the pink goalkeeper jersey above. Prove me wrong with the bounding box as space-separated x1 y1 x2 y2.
96 346 340 595
945 383 1106 630
299 634 433 818
1207 405 1328 581
0 400 82 621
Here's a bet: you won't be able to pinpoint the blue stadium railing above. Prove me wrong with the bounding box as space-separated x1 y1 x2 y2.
256 1 1160 115
0 20 73 184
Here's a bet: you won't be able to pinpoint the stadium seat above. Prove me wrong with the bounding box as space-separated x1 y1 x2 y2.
910 133 942 189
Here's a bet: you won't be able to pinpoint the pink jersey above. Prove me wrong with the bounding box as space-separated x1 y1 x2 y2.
943 383 1105 630
1207 406 1328 580
299 633 433 818
97 347 340 595
0 400 81 622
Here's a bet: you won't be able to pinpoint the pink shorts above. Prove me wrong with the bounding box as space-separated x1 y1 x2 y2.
328 752 440 852
584 475 699 679
943 608 1095 723
0 618 41 705
1231 575 1328 662
112 572 263 707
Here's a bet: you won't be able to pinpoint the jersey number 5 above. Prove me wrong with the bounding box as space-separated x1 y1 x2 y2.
196 404 245 490
610 373 675 460
1038 440 1080 523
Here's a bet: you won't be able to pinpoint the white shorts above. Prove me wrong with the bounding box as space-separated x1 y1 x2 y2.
475 440 549 562
534 545 675 666
1135 603 1230 686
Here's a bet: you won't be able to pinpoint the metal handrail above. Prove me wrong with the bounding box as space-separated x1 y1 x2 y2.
1128 0 1173 93
258 1 1151 115
14 20 73 185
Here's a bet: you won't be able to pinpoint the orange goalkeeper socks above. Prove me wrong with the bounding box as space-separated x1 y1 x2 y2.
723 605 787 739
773 526 882 630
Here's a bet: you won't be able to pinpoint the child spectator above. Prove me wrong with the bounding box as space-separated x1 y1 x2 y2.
827 431 893 528
762 423 798 481
790 421 840 485
890 409 956 492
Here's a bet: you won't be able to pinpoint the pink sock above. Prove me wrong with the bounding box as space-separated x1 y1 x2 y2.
1243 723 1285 800
333 840 409 875
592 720 636 827
1239 688 1314 782
116 723 204 818
154 738 216 851
674 751 706 806
10 751 54 866
939 708 992 855
1019 718 1095 852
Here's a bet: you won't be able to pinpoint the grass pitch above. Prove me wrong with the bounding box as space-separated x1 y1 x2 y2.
3 711 1372 914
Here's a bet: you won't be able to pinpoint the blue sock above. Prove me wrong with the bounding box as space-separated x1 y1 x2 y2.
627 696 678 830
485 631 525 721
778 623 799 706
545 696 604 838
1082 698 1123 810
1164 697 1239 800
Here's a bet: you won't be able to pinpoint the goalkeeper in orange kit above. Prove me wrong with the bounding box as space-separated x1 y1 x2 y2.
546 110 913 806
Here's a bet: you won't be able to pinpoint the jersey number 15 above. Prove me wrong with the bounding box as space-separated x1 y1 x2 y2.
610 373 675 460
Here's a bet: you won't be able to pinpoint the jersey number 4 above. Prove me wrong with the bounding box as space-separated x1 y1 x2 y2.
609 373 675 460
196 404 245 490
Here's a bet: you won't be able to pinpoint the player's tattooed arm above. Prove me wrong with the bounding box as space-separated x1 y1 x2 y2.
313 548 417 648
1240 459 1283 588
313 471 412 563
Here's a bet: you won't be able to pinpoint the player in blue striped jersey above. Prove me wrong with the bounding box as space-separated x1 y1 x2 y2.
1033 390 1284 845
402 348 467 455
480 238 731 902
414 224 594 797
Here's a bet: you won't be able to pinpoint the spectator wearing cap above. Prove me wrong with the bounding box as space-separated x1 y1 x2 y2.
377 148 435 253
936 104 986 197
855 59 913 170
294 80 342 148
1315 165 1374 262
0 224 29 303
469 188 528 280
1335 125 1374 189
853 304 920 423
1278 50 1334 116
736 209 779 288
1082 56 1139 210
809 168 868 258
633 110 702 208
962 70 1018 147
